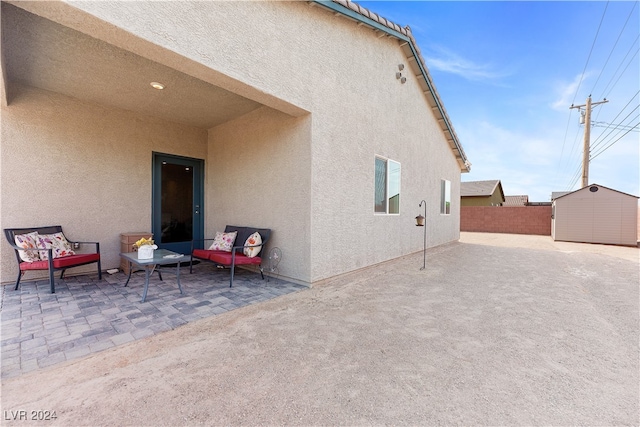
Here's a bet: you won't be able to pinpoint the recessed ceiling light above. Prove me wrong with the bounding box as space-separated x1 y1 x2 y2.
150 82 165 90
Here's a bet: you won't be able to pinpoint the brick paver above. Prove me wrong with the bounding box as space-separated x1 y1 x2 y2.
0 263 305 379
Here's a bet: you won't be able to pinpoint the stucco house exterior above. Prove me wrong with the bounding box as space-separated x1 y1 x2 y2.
0 0 470 287
460 180 504 207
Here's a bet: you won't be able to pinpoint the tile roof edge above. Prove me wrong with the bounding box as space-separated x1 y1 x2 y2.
333 0 411 37
402 29 469 172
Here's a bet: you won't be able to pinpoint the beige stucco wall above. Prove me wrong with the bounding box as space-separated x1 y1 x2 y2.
0 84 207 283
305 16 461 281
60 0 464 283
2 1 465 286
207 107 312 284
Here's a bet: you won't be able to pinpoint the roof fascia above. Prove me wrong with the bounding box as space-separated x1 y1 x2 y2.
556 183 639 200
312 0 470 173
495 181 505 202
402 42 470 174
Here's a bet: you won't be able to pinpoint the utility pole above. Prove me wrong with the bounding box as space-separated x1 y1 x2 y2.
570 96 608 188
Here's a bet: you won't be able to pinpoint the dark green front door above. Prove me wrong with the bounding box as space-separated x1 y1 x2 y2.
152 152 204 254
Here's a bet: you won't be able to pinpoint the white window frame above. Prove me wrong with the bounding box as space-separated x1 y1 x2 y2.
440 179 451 215
374 156 401 215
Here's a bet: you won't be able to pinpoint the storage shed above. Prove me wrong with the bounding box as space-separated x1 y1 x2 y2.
552 184 639 246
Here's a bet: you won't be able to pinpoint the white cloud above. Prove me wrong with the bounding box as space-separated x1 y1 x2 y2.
458 121 571 201
459 115 638 201
424 45 509 82
550 72 594 111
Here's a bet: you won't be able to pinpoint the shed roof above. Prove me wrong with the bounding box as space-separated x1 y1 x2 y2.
554 183 639 201
461 180 504 199
316 0 471 173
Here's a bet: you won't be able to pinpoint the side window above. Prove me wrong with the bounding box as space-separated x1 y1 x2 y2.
374 156 401 215
440 179 451 215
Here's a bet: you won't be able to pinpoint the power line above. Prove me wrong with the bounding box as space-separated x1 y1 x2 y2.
557 1 611 188
590 90 639 151
566 160 584 190
590 1 638 96
555 111 578 186
598 34 639 100
570 1 609 106
591 106 639 154
592 121 639 132
590 118 640 160
603 47 640 100
567 118 585 163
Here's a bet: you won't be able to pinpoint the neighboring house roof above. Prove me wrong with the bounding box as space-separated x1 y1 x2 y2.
504 195 529 206
461 180 505 200
314 0 471 173
554 183 639 201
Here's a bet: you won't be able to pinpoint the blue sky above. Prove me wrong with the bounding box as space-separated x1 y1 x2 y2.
358 1 639 202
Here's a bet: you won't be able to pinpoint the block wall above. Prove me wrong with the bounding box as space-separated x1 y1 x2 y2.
461 206 552 236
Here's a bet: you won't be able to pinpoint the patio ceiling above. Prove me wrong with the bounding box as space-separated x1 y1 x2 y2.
1 3 263 129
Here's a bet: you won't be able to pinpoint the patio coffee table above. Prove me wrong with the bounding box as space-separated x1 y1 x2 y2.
120 249 191 302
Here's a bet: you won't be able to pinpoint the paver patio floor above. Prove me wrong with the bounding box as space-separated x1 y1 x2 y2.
1 263 305 379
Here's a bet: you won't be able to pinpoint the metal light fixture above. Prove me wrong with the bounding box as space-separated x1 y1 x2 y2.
417 200 427 270
150 81 165 90
396 64 407 84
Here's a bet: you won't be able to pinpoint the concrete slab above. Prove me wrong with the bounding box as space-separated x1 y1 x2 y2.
1 234 638 425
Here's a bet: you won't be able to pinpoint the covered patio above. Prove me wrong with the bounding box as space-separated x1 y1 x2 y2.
0 265 305 379
1 2 311 287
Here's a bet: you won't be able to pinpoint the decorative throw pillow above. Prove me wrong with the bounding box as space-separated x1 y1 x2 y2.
36 232 76 260
243 232 263 258
14 232 41 262
208 231 237 252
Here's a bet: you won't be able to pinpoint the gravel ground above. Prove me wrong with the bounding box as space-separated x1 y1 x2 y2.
1 233 638 426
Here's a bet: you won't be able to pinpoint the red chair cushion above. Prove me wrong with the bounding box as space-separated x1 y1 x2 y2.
204 250 262 266
19 253 100 271
233 255 262 266
192 249 213 260
192 249 262 266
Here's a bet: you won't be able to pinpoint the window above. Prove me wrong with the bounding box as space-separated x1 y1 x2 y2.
374 157 401 214
440 179 451 215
